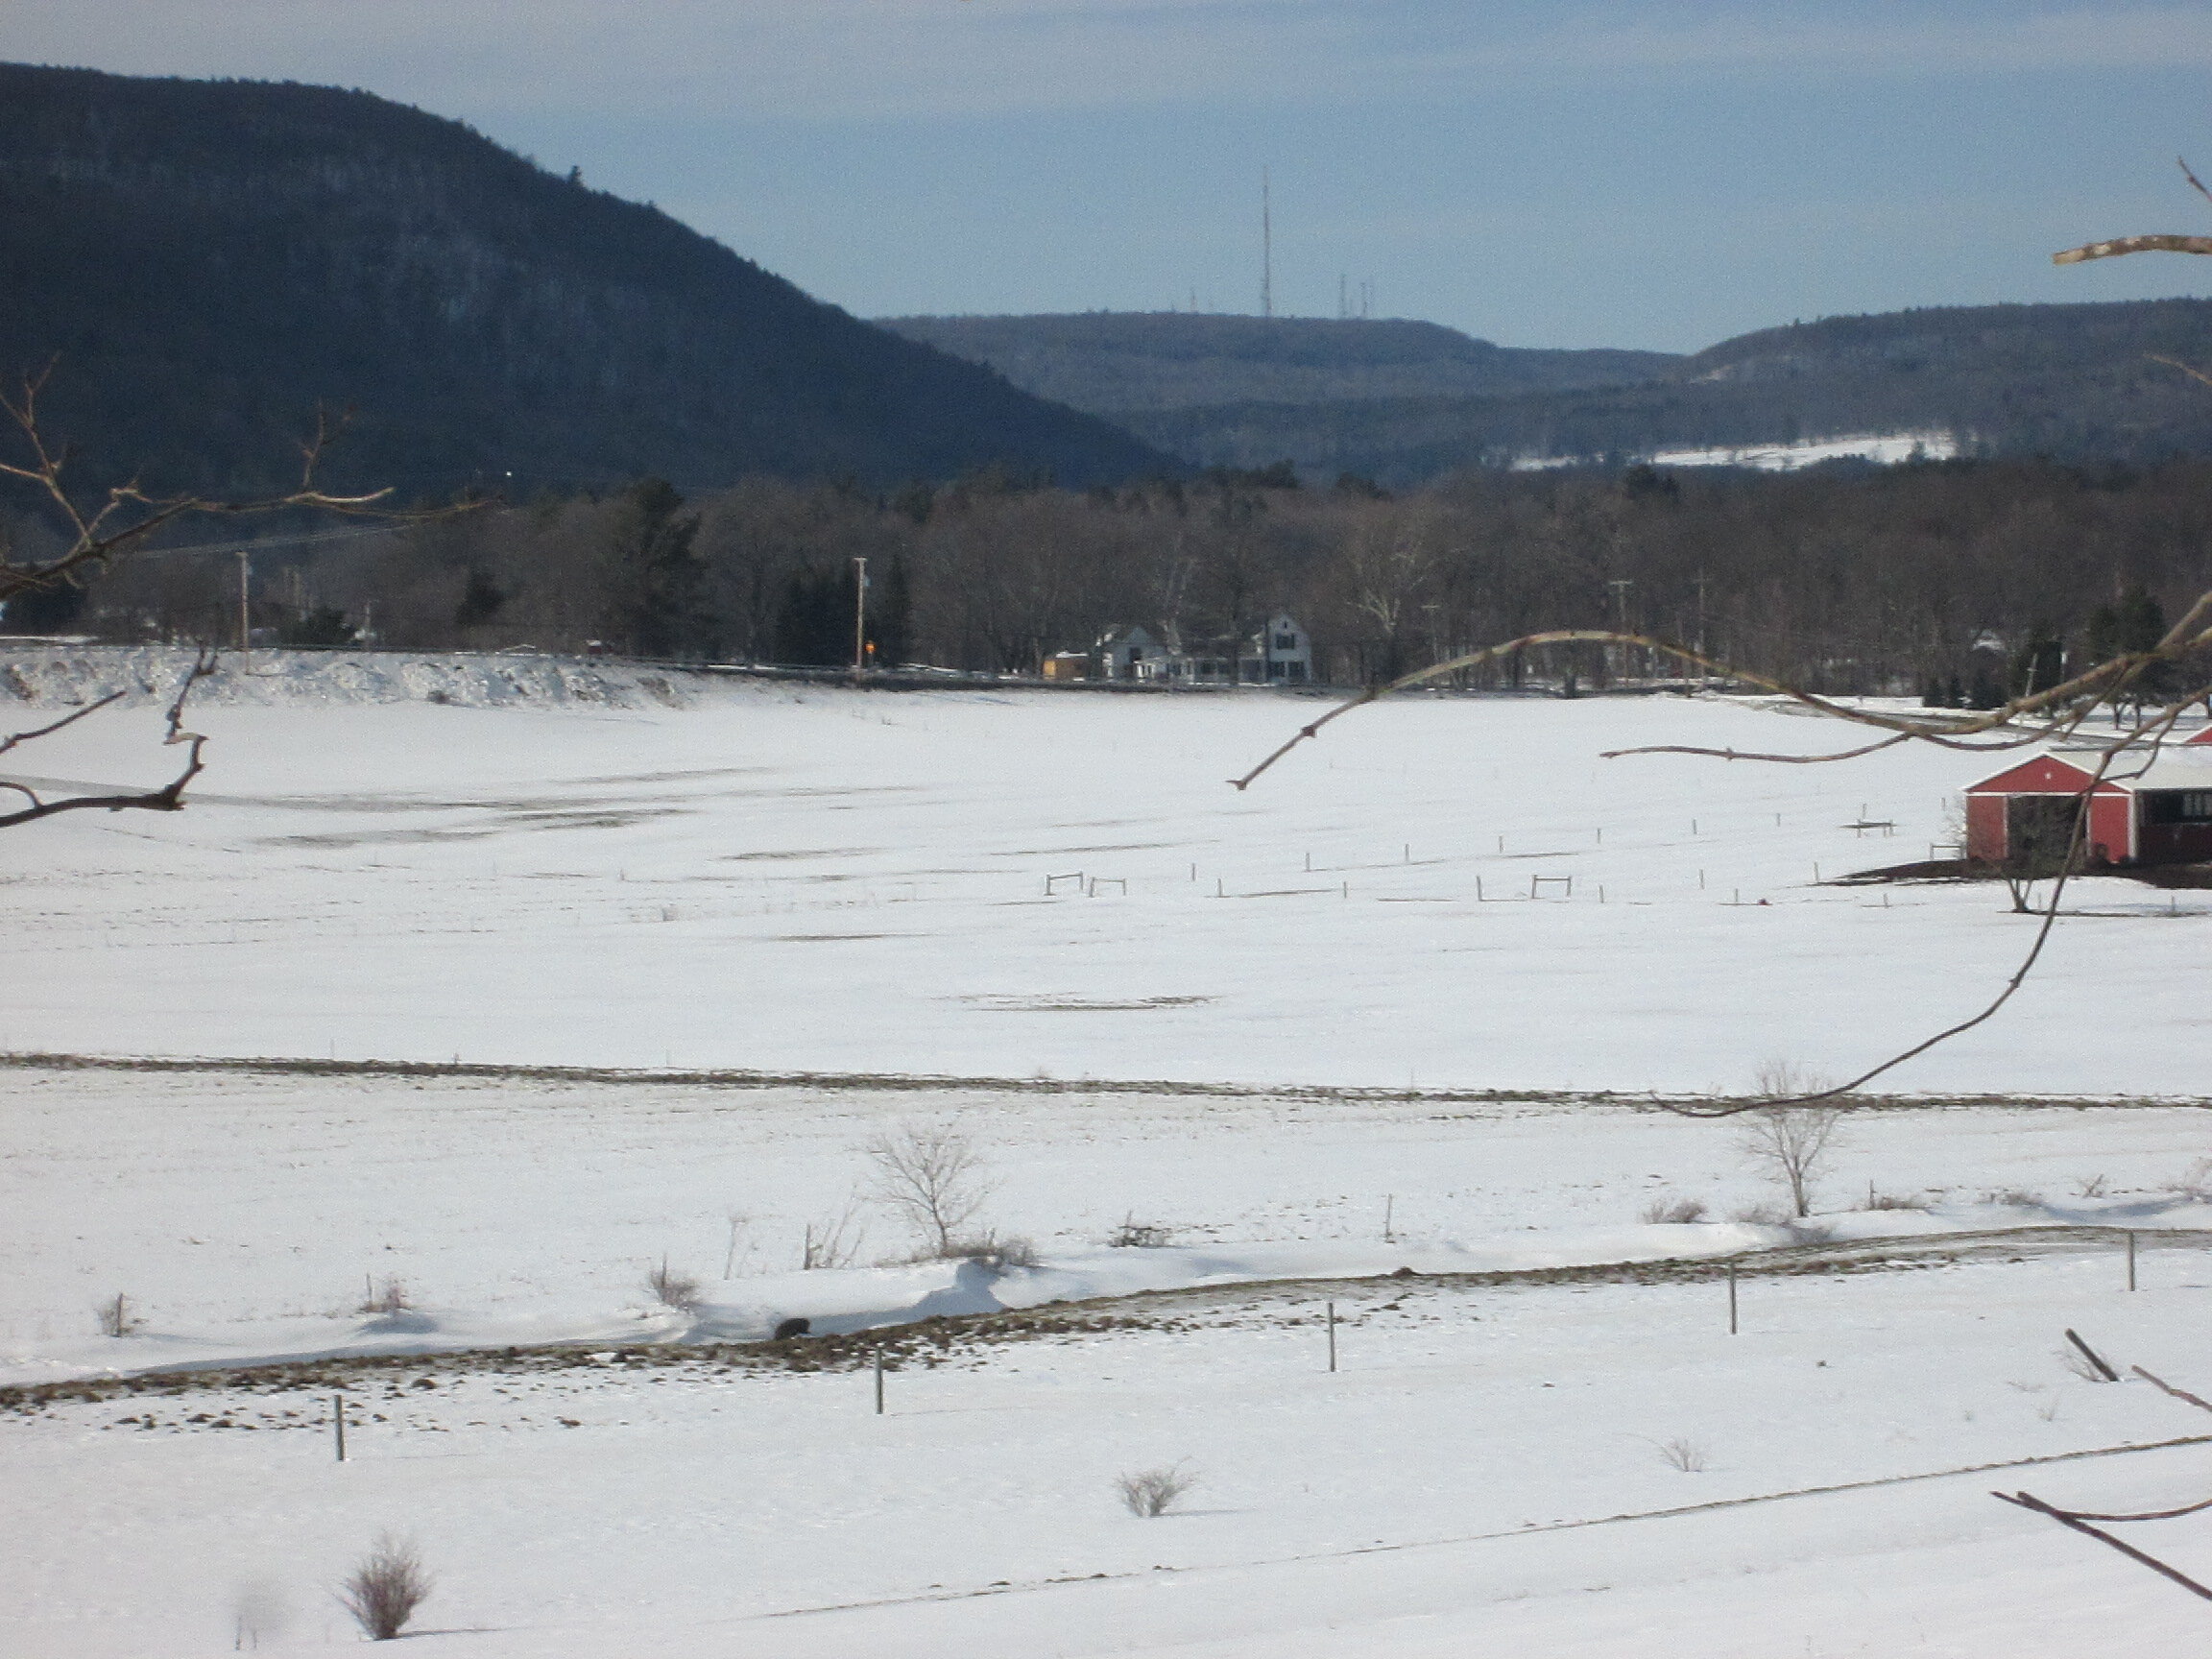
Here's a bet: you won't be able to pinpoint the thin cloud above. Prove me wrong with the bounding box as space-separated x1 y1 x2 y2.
10 3 2211 124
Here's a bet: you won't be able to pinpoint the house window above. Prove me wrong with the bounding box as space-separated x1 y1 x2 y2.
2185 792 2212 820
1275 634 1296 651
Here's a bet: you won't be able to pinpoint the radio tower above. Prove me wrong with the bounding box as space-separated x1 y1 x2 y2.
1261 167 1272 320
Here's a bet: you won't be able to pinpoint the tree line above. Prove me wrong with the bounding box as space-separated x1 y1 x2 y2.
38 454 2212 698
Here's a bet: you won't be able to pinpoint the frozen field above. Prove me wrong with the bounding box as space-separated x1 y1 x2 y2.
8 653 2212 1656
7 1064 2212 1657
1 651 2206 1095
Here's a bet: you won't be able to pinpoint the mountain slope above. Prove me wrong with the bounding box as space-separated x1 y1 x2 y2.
0 64 1171 497
876 312 1680 413
893 301 2212 486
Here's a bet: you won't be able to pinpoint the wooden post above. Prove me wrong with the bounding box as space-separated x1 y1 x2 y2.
874 1347 885 1414
2064 1327 2121 1382
333 1393 347 1462
1727 1262 1739 1335
2127 1231 2137 1292
1326 1301 1337 1372
1382 1195 1394 1242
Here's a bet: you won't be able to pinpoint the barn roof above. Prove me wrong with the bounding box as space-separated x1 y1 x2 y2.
1964 748 2212 795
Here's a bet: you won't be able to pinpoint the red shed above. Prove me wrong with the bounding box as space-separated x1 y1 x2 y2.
1963 746 2212 866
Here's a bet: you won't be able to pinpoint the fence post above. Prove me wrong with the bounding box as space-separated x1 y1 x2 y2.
874 1347 885 1415
1327 1301 1337 1373
333 1393 347 1462
1727 1262 1739 1336
2128 1231 2138 1293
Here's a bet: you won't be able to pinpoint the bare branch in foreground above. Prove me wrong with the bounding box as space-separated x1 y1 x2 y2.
2053 233 2212 265
0 651 214 830
1994 1489 2212 1603
2134 1367 2212 1419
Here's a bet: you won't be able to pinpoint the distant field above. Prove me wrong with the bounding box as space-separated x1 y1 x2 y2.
1 669 2204 1095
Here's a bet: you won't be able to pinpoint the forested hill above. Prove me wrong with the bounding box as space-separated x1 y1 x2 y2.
0 64 1171 498
890 300 2212 486
874 313 1681 412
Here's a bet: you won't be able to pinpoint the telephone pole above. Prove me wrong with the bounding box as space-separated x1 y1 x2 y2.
235 549 252 653
1261 168 1272 320
852 556 869 676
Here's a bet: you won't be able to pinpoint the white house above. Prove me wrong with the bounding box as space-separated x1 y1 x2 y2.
1239 613 1313 684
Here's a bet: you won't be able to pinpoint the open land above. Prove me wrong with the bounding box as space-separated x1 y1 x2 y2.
4 656 2210 1655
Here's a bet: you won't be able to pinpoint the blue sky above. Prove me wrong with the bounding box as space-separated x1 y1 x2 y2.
10 1 2212 349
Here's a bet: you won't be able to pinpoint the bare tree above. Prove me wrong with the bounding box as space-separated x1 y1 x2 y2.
335 1534 434 1642
1738 1096 1845 1219
0 363 454 832
863 1120 993 1256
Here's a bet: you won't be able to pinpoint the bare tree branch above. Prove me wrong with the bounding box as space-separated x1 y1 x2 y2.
2053 234 2212 265
0 652 213 830
0 361 447 610
2134 1367 2212 1418
1994 1489 2212 1602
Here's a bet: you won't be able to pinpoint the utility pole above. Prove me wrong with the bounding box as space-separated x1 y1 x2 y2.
1608 578 1633 683
852 556 869 676
1262 167 1272 320
235 549 252 654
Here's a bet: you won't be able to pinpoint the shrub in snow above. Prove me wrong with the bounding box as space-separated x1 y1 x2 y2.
1653 1437 1709 1473
336 1534 433 1642
1861 1190 1931 1212
1728 1201 1791 1226
864 1121 994 1255
946 1232 1039 1272
1640 1195 1707 1225
2162 1158 2212 1200
646 1257 703 1310
1117 1463 1198 1519
358 1276 409 1315
94 1292 140 1337
1109 1216 1175 1248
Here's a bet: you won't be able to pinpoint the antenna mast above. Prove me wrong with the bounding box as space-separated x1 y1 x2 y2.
1262 167 1272 319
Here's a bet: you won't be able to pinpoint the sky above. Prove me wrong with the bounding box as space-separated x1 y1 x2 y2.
7 1 2212 351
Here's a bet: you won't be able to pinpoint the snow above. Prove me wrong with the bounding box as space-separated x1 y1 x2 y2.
9 650 2212 1656
1 648 2204 1094
1512 430 1961 471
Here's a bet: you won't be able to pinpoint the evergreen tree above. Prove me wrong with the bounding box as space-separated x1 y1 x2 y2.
453 568 505 630
606 477 703 659
2008 623 2064 697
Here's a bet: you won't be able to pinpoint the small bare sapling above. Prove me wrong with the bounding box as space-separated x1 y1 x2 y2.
336 1533 433 1642
865 1120 994 1255
1117 1462 1199 1518
358 1276 409 1315
1737 1087 1845 1219
801 1201 867 1270
645 1255 703 1310
231 1578 289 1650
95 1292 141 1337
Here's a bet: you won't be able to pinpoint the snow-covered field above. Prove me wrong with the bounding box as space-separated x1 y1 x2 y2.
7 651 2212 1656
2 648 2206 1094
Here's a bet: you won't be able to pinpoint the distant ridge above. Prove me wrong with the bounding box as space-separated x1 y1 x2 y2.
886 301 2212 486
876 312 1680 413
0 63 1173 497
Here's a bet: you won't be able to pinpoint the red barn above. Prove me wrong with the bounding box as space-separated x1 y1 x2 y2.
1963 736 2212 866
